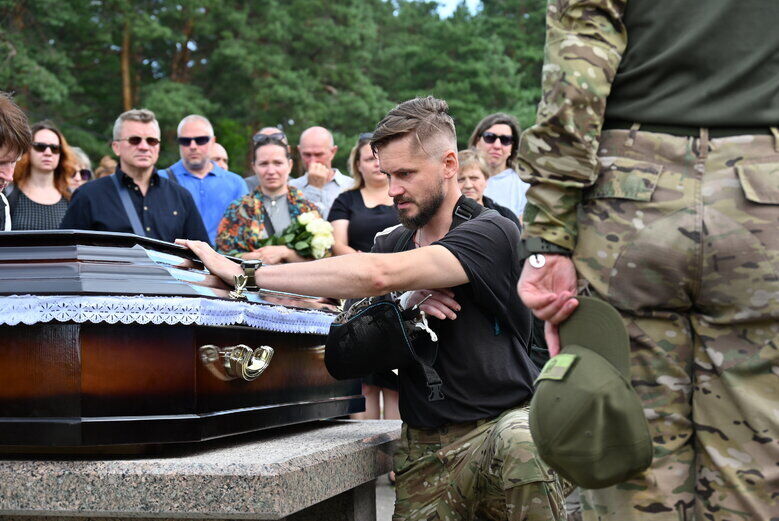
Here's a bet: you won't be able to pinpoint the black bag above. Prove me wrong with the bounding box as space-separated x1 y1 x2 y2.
324 296 445 401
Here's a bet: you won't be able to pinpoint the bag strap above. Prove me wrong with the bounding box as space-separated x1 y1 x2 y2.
158 168 180 185
110 173 146 237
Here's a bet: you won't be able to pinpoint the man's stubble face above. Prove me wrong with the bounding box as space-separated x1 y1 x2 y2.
379 136 446 231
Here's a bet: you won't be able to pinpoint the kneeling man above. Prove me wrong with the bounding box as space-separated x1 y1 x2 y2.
180 96 567 520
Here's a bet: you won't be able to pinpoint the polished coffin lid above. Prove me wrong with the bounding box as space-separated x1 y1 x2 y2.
0 229 339 316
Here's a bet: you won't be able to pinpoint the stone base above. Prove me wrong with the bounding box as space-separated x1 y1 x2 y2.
0 420 400 520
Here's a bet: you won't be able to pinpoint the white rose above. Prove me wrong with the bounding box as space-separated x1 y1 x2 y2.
311 245 327 259
311 234 332 252
306 218 333 235
297 212 316 226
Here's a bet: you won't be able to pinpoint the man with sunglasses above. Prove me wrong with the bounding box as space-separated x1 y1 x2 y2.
290 126 354 218
159 115 247 244
60 109 209 244
245 127 288 192
0 91 32 231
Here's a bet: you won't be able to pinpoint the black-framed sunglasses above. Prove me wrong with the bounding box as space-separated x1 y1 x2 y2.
177 135 211 147
252 132 287 144
118 136 161 147
31 142 61 154
74 168 92 181
252 133 287 146
481 131 514 146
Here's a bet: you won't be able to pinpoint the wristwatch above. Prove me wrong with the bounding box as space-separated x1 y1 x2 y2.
240 259 263 290
517 237 572 268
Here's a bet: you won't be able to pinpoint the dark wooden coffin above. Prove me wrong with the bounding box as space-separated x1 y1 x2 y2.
0 230 362 448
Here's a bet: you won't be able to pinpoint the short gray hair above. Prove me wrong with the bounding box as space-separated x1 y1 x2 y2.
112 109 159 140
177 114 214 137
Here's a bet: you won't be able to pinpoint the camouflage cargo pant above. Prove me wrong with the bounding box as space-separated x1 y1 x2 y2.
393 405 568 520
574 128 779 520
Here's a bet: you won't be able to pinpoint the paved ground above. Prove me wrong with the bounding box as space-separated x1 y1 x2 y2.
376 473 395 521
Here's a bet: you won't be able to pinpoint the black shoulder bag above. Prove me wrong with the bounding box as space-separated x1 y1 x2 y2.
324 197 485 402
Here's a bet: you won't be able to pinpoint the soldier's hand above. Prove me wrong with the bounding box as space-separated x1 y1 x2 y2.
307 162 330 189
517 254 578 356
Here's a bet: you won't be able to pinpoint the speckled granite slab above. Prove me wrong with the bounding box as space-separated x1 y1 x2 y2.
0 420 401 520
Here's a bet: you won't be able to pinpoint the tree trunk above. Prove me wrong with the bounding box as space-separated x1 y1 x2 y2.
171 17 194 83
121 19 133 111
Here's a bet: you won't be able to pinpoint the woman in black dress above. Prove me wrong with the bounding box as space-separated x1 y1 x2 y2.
328 133 400 421
9 121 74 230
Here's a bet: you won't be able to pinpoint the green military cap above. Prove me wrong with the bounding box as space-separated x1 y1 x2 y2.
529 296 652 489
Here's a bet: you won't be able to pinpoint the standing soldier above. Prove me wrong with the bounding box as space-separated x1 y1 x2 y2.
517 1 779 520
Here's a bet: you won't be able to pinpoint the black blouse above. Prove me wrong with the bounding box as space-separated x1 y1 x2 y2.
328 189 399 252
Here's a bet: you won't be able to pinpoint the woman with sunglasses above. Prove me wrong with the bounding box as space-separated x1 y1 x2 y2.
69 146 93 192
467 113 528 219
216 135 321 264
9 121 75 230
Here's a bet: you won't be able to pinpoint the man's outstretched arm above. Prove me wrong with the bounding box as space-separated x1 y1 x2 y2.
177 239 469 299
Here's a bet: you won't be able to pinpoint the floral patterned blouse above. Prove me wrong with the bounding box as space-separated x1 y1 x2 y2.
216 185 320 256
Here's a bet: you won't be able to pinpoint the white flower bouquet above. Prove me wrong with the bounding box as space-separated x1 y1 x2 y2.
258 211 334 259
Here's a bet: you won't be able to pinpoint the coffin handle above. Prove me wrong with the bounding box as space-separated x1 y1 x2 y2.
199 344 274 382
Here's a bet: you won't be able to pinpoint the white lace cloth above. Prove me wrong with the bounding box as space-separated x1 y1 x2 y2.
0 295 335 335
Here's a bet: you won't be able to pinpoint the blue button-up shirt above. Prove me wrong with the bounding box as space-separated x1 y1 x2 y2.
483 168 530 219
160 160 248 244
288 168 354 219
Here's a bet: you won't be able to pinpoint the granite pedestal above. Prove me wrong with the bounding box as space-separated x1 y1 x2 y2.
0 420 401 521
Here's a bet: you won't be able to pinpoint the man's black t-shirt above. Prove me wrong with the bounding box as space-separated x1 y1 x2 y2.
372 200 539 428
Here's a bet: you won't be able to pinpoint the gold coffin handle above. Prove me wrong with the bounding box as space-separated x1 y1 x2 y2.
199 344 274 382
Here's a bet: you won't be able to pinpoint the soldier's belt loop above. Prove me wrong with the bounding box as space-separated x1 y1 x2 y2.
698 128 710 160
625 122 641 147
770 127 779 152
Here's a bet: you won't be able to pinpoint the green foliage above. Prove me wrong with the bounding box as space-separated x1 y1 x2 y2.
0 0 548 170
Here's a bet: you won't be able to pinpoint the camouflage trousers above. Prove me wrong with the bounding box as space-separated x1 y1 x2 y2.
393 405 568 520
574 128 779 520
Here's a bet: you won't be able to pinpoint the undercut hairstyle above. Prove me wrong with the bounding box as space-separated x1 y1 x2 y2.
371 96 457 159
177 114 214 137
467 112 521 170
457 149 491 180
13 121 76 201
0 91 32 157
112 108 159 140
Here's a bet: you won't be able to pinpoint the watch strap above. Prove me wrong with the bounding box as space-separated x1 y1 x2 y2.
517 237 572 261
241 260 263 290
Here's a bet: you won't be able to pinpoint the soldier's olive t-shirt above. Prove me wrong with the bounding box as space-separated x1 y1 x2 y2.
373 206 538 429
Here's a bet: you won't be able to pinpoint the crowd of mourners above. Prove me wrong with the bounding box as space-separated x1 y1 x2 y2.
0 103 530 425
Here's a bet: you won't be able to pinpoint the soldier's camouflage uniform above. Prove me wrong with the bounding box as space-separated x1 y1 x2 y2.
518 1 779 520
393 406 569 521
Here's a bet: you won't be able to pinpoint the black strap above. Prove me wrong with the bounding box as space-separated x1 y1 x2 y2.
389 197 485 402
110 173 146 237
261 204 276 237
159 168 179 185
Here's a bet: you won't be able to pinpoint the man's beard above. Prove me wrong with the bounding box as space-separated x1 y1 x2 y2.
394 179 445 230
184 157 209 171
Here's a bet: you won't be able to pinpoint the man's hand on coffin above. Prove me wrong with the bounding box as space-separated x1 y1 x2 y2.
401 288 460 320
176 239 242 285
255 245 300 265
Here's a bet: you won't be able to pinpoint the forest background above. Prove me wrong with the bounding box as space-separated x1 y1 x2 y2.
0 0 546 173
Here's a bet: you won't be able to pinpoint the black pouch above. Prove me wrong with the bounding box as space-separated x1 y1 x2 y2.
325 296 444 401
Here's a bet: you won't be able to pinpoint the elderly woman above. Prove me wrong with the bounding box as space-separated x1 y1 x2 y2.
457 149 519 228
216 135 321 264
9 121 75 230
